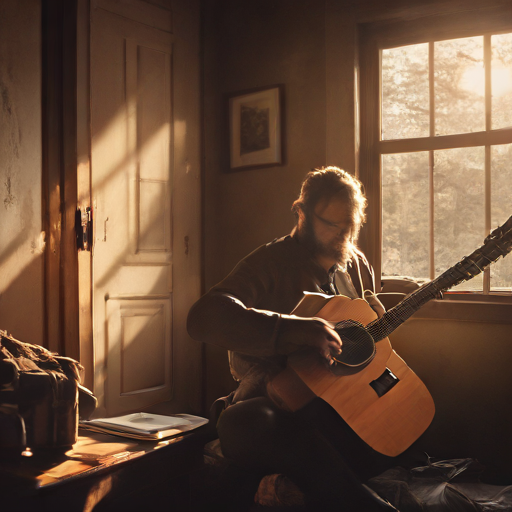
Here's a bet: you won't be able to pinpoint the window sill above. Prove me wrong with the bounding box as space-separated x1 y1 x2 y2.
411 296 512 324
442 292 512 304
380 276 512 323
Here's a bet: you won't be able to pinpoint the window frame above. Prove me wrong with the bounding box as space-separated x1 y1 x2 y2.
358 9 512 296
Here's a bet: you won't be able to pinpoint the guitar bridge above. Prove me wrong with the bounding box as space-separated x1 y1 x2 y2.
370 368 399 397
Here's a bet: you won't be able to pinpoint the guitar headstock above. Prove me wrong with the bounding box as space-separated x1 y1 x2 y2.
485 214 512 253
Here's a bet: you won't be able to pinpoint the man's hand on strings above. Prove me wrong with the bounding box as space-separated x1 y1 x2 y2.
276 317 342 366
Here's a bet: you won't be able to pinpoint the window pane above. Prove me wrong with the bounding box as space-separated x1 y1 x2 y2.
491 144 512 290
382 152 429 278
381 44 429 140
491 33 512 130
434 147 485 290
435 37 485 136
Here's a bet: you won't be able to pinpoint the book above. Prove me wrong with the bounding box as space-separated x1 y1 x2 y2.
79 413 208 441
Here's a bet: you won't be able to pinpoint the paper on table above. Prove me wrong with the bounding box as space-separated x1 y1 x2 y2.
80 413 208 440
86 413 192 434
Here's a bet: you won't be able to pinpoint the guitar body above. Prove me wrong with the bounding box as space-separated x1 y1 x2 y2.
269 293 435 457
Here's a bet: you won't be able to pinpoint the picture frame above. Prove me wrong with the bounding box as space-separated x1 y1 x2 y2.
227 85 284 171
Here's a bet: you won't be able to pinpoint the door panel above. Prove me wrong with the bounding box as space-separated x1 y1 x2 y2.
132 41 172 254
90 6 179 416
106 298 172 413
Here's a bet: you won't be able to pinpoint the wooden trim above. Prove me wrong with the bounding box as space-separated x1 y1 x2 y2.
358 26 381 277
42 0 64 353
92 0 172 33
428 151 434 280
358 5 512 294
62 0 80 362
352 0 512 25
379 128 512 154
199 0 208 416
42 0 79 358
77 0 93 389
411 298 512 324
360 4 512 48
428 42 435 280
484 34 492 294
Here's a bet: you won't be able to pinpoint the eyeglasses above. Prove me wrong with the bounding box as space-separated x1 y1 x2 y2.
313 212 352 233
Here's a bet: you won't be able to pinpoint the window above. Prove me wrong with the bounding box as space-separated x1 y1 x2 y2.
359 17 512 294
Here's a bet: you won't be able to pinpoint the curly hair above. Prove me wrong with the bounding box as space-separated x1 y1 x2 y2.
292 166 367 237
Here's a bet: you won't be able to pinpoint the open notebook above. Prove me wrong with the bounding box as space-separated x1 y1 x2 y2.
80 413 208 441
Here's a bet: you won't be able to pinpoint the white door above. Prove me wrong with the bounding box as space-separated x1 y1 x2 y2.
89 1 201 417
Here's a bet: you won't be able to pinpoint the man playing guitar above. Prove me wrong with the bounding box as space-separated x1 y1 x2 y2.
188 167 399 511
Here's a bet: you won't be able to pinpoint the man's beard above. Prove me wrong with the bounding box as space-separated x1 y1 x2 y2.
301 217 353 270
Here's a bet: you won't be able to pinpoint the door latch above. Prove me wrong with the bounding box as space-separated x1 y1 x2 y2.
75 206 93 251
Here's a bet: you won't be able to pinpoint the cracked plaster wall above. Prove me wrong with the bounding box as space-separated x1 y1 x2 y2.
0 0 44 344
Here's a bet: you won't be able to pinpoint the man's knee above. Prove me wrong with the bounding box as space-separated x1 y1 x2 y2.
217 397 293 467
218 398 282 438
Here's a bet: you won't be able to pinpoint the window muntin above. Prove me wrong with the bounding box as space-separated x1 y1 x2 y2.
380 32 512 293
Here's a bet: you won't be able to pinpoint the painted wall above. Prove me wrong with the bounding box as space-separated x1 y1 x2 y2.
203 0 327 288
391 308 512 475
0 0 44 345
202 0 329 405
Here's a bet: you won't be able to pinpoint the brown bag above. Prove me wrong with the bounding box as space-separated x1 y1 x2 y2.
0 330 93 452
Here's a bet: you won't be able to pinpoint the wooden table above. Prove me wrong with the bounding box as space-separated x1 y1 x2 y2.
0 428 207 512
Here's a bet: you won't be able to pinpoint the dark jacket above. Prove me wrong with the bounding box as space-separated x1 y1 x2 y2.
187 233 377 402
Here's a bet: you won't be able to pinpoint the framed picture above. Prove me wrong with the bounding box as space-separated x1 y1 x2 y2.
228 85 284 171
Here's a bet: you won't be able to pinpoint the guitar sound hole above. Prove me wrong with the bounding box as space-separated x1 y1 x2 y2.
370 368 399 397
334 320 376 367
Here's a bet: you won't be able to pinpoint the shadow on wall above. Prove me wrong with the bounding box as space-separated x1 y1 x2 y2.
0 255 45 346
390 317 512 478
0 192 46 347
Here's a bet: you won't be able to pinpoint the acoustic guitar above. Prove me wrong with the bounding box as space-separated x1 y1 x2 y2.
268 214 512 457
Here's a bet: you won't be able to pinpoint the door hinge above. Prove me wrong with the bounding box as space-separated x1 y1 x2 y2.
75 206 93 251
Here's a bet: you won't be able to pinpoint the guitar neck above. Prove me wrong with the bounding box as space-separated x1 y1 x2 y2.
367 214 512 343
366 279 438 342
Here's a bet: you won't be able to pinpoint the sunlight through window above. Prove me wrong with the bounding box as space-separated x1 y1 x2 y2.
380 32 512 292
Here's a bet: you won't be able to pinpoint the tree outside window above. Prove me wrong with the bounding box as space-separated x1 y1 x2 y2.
378 32 512 293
